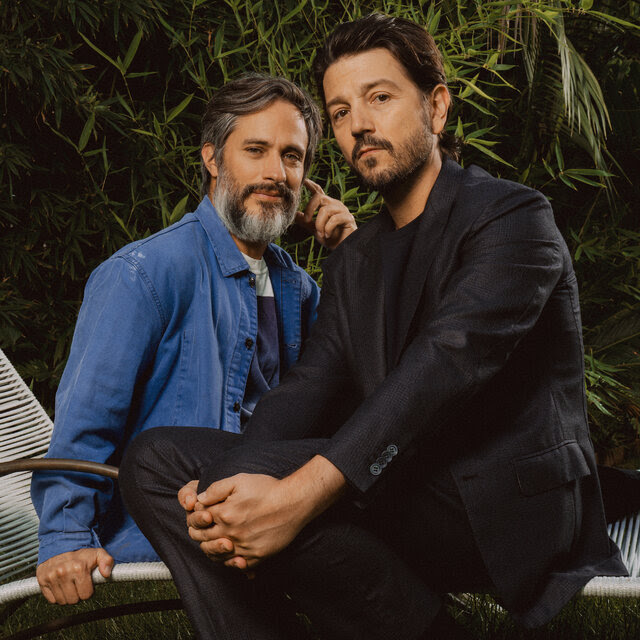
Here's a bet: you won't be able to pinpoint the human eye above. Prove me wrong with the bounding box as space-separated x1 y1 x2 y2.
373 93 390 104
284 151 302 164
331 108 349 123
245 146 263 155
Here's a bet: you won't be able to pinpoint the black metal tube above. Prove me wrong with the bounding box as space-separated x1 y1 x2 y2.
0 458 119 480
1 598 183 640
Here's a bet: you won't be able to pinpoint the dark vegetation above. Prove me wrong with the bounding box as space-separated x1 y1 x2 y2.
1 0 639 457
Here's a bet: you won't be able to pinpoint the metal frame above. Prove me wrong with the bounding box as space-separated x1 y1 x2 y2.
0 349 178 639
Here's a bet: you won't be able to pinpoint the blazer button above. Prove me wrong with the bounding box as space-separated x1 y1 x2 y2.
370 463 382 476
387 444 398 456
245 337 254 349
233 401 240 412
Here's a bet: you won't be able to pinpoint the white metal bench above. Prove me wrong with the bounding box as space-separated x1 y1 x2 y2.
0 348 178 638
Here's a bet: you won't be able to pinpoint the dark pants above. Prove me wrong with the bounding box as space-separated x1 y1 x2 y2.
120 427 492 640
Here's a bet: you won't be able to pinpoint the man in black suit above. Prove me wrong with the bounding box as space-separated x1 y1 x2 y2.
121 13 627 639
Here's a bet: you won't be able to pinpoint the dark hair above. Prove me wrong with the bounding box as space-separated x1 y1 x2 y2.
200 74 322 198
313 13 460 161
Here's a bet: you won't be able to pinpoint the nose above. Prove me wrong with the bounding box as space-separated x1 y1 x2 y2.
350 105 374 137
263 151 286 183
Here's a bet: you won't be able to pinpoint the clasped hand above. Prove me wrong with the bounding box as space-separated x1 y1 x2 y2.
178 473 306 571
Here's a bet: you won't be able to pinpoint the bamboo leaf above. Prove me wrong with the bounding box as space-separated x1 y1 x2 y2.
131 128 157 138
79 32 122 73
457 75 495 101
169 195 189 224
465 140 514 168
77 117 95 154
590 11 640 31
281 0 307 25
569 175 603 187
166 94 194 123
122 30 144 73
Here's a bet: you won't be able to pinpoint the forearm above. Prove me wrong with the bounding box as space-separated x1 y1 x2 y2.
281 455 347 528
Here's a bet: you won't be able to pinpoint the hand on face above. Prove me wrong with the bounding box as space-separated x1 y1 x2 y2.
294 179 357 250
36 548 114 604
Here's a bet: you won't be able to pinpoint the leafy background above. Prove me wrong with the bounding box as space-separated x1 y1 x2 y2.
1 0 639 458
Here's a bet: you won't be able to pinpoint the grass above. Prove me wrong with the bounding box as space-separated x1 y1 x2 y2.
452 595 640 640
2 582 640 639
0 581 193 639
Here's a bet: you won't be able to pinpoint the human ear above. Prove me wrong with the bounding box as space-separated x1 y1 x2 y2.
429 85 450 136
201 143 218 179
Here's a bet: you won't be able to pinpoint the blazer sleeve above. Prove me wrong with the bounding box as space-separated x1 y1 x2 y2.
322 187 566 495
245 264 356 443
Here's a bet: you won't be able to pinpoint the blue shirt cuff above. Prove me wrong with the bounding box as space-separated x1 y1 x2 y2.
37 531 101 566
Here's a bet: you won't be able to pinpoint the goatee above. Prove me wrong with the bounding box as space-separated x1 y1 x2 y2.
214 165 300 245
350 109 434 195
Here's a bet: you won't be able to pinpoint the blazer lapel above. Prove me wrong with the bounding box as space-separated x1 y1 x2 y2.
392 159 466 366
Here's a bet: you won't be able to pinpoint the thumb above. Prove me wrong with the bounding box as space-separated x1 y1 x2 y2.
96 548 114 578
197 477 235 506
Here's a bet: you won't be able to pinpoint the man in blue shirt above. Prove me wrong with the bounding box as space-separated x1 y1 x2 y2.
31 73 356 605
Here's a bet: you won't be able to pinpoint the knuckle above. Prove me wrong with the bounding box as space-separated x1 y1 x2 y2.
55 566 68 579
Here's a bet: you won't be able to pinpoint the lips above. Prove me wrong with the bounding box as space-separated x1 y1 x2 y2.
352 135 394 165
253 191 282 200
241 182 294 208
357 147 382 160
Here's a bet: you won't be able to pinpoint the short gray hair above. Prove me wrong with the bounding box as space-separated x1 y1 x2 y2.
200 74 322 198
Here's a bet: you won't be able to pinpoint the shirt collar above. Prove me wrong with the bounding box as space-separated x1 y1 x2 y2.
194 196 254 277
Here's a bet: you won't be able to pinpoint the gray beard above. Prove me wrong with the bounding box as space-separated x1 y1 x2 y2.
214 167 300 245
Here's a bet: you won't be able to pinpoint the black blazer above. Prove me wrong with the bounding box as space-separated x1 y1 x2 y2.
249 158 626 626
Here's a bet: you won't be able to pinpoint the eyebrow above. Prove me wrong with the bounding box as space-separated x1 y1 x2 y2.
325 79 403 110
242 138 305 156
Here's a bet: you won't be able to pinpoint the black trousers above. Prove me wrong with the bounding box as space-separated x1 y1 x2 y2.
120 427 492 640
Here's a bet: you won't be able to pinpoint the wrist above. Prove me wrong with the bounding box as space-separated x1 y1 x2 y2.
281 455 346 527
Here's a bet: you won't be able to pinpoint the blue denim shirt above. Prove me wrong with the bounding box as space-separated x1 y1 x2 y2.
31 197 319 565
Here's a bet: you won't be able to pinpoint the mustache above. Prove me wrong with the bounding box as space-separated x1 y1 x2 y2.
352 134 394 165
241 181 295 205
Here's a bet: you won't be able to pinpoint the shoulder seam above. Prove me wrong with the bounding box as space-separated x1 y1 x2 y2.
115 255 167 329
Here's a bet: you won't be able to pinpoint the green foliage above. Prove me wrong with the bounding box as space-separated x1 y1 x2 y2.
1 0 638 454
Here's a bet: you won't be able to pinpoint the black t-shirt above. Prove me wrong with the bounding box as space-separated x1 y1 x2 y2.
380 214 423 366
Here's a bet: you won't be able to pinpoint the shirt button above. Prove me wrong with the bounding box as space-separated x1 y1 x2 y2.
370 463 382 476
249 277 256 288
245 338 254 349
233 401 240 412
